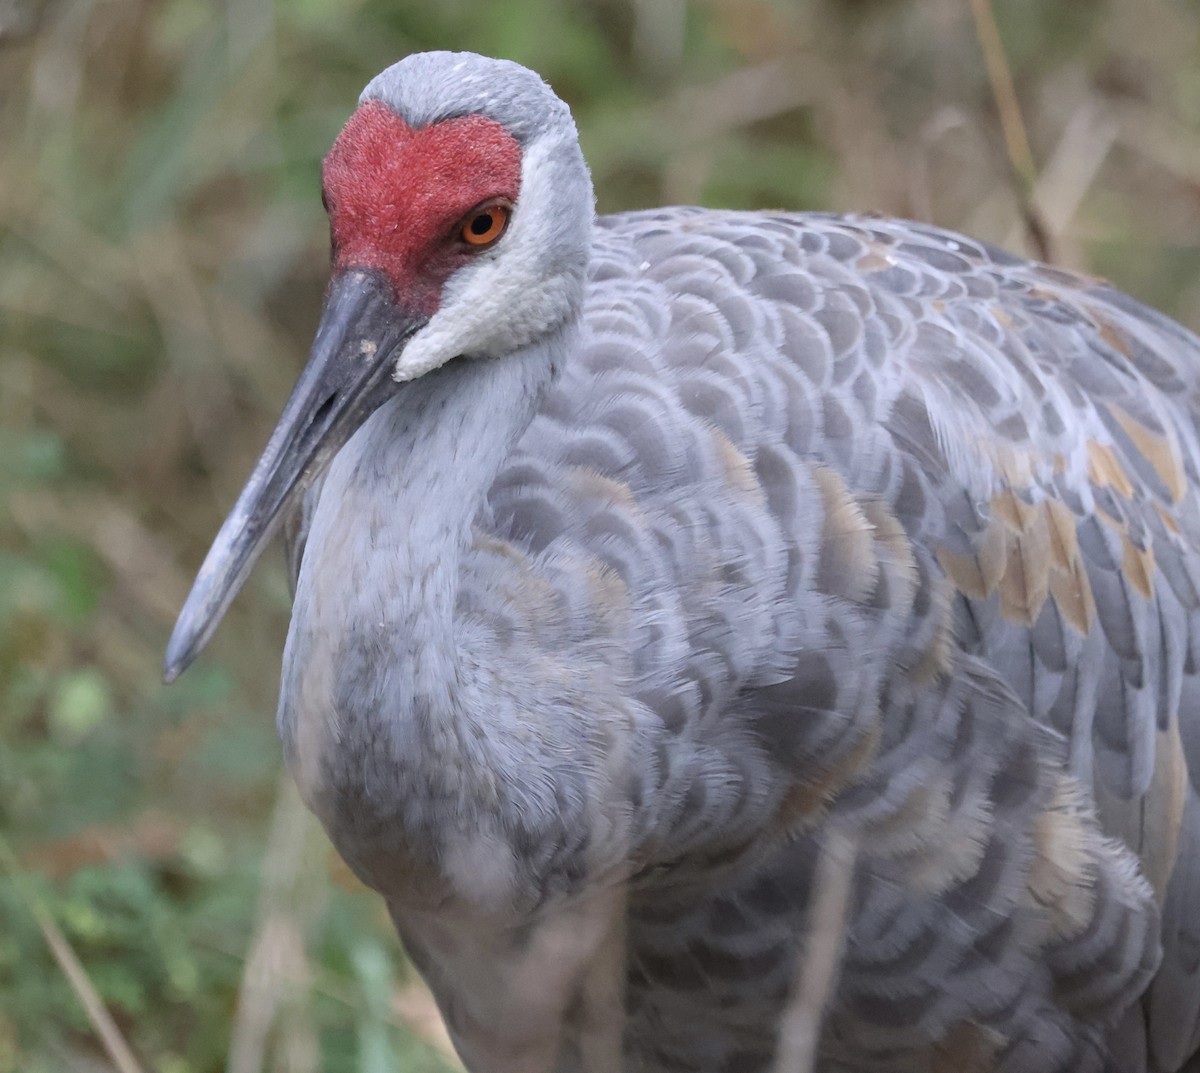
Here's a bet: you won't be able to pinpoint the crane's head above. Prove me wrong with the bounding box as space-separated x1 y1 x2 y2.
164 52 594 681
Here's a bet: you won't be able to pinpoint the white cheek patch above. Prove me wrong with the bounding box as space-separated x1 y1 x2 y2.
389 132 589 382
393 323 460 382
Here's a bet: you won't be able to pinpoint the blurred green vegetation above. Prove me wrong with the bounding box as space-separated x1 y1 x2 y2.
1 0 1199 1070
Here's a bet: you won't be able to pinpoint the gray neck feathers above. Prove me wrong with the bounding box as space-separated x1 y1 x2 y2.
277 329 569 825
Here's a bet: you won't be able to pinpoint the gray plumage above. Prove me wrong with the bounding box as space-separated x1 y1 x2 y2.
170 51 1200 1073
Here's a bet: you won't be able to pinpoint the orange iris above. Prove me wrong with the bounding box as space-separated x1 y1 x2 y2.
461 203 510 247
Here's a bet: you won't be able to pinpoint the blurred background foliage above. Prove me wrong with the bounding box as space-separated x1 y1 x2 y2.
1 0 1199 1070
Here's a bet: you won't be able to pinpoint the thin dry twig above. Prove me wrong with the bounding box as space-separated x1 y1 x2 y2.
967 0 1055 262
1005 101 1118 262
0 833 146 1073
226 776 323 1073
772 831 859 1073
967 0 1034 184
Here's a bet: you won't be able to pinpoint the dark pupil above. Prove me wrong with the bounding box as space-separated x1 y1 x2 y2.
470 213 493 236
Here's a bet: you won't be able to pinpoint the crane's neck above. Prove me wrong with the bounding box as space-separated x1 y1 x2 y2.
276 327 572 898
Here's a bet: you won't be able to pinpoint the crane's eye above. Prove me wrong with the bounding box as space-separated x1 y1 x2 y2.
460 202 510 248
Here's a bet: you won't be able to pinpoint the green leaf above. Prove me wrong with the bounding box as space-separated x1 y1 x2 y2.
48 670 112 744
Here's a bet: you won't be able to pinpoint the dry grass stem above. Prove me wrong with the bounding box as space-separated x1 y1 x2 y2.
0 835 146 1073
967 0 1034 183
771 831 859 1073
1005 102 1118 260
34 913 147 1073
227 777 324 1073
967 0 1055 261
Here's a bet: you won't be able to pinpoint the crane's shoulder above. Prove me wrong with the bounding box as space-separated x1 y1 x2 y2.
593 206 1200 375
578 207 1200 545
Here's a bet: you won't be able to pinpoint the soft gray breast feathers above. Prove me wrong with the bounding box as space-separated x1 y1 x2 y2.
291 208 1200 1072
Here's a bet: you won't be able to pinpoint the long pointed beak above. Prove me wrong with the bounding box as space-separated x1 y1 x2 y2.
164 270 424 682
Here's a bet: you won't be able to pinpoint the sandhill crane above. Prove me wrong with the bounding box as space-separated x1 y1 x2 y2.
166 50 1200 1073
